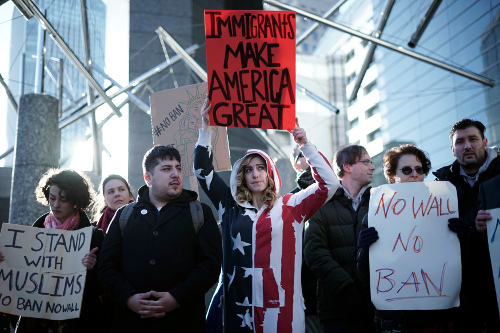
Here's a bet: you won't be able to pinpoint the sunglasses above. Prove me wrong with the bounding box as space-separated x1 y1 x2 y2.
294 152 304 163
399 166 424 175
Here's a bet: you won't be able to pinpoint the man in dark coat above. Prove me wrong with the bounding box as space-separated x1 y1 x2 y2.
304 145 376 332
98 145 222 333
433 119 500 332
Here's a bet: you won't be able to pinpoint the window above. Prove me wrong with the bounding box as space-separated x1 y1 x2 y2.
366 104 379 118
364 80 377 95
347 72 356 84
367 129 381 142
346 50 355 62
350 118 359 129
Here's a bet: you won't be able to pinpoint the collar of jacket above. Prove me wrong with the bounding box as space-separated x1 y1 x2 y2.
433 148 500 183
134 184 198 229
331 186 371 205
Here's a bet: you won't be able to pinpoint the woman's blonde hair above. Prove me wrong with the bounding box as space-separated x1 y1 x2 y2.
235 154 278 208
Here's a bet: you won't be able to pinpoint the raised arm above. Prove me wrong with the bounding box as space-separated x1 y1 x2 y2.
194 98 234 221
285 118 339 221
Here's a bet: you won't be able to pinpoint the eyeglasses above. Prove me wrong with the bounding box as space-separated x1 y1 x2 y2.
399 166 424 175
355 159 374 166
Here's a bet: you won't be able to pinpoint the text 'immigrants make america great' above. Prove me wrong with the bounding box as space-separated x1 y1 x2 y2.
205 10 296 130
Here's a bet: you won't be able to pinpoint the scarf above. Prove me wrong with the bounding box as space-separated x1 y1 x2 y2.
44 210 80 230
97 206 116 235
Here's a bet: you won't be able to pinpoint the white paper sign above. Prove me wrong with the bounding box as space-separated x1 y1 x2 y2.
0 224 91 320
487 208 500 318
368 181 461 310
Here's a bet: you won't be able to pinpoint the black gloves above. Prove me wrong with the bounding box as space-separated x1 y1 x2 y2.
358 227 379 250
448 217 467 239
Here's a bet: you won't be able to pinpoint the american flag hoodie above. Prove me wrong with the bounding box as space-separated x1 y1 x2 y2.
194 129 339 333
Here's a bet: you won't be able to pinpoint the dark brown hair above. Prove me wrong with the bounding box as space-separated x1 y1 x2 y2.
35 168 95 210
383 144 431 183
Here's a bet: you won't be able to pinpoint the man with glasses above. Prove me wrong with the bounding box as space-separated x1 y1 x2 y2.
304 145 376 332
433 119 500 332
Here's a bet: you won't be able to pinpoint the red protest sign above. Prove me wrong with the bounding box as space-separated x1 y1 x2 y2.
205 10 296 130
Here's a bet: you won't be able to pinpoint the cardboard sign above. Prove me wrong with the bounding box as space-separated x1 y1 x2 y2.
150 82 231 177
368 181 461 310
487 208 500 318
205 10 296 130
0 224 91 320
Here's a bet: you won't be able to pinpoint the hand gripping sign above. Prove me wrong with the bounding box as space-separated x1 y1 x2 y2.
205 10 296 130
0 224 92 320
487 208 500 318
368 181 461 310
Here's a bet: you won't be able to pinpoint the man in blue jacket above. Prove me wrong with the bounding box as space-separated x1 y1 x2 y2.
98 145 222 332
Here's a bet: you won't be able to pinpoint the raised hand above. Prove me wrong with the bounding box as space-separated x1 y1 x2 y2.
291 117 308 147
201 97 211 130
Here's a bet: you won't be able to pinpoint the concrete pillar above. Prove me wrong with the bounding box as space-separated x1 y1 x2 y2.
9 93 60 226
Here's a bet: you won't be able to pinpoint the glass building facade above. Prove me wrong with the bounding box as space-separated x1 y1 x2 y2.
314 0 500 185
5 0 106 167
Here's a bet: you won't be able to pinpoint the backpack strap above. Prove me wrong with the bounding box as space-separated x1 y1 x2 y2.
119 203 135 235
189 200 204 233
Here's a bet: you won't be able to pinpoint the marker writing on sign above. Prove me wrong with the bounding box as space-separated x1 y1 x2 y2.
375 262 449 301
375 192 457 218
206 11 295 40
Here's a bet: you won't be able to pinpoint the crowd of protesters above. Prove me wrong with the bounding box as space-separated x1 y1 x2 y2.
0 117 498 333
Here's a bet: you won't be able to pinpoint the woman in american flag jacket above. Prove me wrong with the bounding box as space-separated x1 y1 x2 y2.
194 99 339 333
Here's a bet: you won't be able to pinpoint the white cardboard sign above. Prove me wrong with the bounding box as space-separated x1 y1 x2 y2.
487 208 500 318
368 181 461 310
0 224 91 320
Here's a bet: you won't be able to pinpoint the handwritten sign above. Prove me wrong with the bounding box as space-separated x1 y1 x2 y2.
205 10 296 130
487 208 500 318
0 224 91 320
368 181 461 310
150 82 231 177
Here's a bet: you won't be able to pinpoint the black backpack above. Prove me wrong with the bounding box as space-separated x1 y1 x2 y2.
118 200 204 234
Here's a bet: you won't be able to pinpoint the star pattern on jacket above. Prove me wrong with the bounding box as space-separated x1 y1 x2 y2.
232 232 251 255
218 201 225 222
237 309 253 330
235 296 251 306
194 168 214 190
243 207 257 219
227 267 236 289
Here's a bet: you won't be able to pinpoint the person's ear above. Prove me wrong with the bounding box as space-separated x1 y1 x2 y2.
483 137 488 150
343 163 352 174
144 172 152 187
451 144 455 157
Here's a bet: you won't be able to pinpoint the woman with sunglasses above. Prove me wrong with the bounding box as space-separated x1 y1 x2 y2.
357 144 458 332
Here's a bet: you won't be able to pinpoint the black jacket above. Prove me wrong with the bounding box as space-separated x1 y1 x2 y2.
16 210 105 333
304 186 373 324
98 185 222 333
433 152 500 332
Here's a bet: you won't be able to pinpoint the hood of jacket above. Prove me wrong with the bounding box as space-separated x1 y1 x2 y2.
230 149 281 209
136 184 198 208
